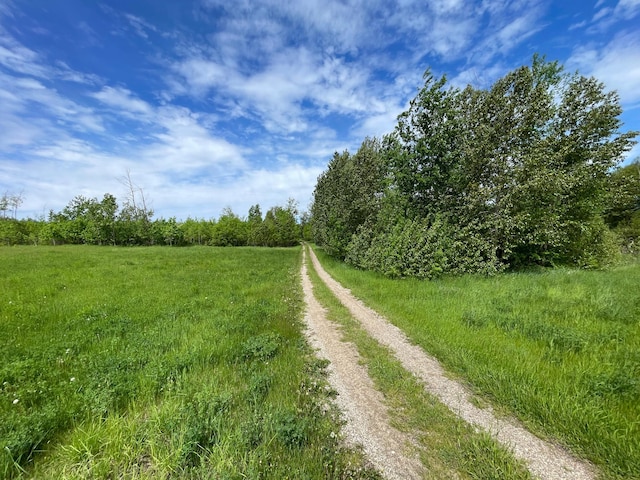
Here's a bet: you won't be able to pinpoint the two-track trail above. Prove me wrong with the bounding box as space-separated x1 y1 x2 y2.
301 248 424 479
301 245 597 480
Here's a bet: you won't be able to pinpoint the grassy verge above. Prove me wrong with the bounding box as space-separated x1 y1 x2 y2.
305 247 533 479
1 245 375 479
311 246 640 479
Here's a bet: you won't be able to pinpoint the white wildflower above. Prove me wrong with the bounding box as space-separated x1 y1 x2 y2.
13 398 19 405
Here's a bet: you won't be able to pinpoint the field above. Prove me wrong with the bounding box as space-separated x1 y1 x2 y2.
313 248 640 479
3 245 639 479
0 246 375 479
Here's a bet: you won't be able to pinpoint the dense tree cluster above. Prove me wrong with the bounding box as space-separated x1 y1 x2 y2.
0 195 305 247
605 159 640 253
312 56 639 277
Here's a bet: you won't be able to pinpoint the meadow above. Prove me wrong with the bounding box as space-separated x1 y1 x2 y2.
0 246 376 479
313 248 640 479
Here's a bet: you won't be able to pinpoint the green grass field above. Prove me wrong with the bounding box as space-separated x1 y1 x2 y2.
313 247 640 479
0 246 377 479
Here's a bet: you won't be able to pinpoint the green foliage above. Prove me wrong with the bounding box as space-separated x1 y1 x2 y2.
312 138 385 258
605 159 640 253
1 198 302 248
312 56 639 276
346 216 504 279
211 208 248 246
260 199 301 247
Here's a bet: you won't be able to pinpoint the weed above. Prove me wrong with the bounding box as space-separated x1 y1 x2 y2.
241 332 281 362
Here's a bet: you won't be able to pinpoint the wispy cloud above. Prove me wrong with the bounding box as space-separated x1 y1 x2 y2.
589 0 640 32
568 31 640 107
1 0 638 219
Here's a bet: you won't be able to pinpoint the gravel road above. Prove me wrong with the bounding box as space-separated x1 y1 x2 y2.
302 245 597 480
301 249 424 479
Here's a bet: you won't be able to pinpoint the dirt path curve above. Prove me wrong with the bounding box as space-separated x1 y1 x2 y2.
301 249 424 479
305 245 597 480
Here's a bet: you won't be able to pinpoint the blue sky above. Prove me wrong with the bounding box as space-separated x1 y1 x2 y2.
1 0 639 220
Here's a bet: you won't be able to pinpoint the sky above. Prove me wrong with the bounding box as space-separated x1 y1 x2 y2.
1 0 639 221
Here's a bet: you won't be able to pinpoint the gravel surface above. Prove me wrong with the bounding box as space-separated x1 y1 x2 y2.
301 249 424 480
305 245 597 480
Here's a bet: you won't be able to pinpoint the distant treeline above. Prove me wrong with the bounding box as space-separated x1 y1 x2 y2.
311 55 640 278
0 195 310 247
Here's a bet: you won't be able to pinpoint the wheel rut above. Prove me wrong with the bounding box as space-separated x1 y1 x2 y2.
302 245 597 480
301 248 423 480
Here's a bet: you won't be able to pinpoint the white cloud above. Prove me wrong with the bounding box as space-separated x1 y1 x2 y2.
568 32 640 106
124 14 157 39
91 86 153 116
171 45 379 134
0 34 48 78
589 0 640 31
144 106 248 173
593 7 613 22
614 0 640 19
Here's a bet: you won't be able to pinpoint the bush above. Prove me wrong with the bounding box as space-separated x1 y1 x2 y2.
346 216 504 279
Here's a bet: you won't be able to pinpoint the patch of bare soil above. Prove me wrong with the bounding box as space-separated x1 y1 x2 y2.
305 245 597 480
300 250 424 480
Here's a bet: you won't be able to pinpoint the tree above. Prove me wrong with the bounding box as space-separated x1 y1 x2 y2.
181 217 215 245
118 170 154 245
247 204 266 246
212 208 248 246
605 159 640 252
0 192 24 219
0 193 7 219
262 199 300 247
316 56 638 276
312 138 385 258
299 210 313 241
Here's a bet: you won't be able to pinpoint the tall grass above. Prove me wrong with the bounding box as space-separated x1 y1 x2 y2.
1 246 376 478
313 247 640 479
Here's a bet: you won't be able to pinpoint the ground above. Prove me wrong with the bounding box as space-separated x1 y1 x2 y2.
301 245 596 480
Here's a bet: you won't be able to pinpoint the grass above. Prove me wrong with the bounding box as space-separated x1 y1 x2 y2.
312 246 640 479
1 245 377 479
305 246 533 479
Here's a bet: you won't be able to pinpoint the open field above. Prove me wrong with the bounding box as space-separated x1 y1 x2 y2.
313 248 640 479
0 246 375 479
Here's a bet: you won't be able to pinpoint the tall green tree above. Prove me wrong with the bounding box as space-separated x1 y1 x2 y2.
316 56 638 276
262 199 299 247
605 159 640 252
312 138 385 258
212 208 248 246
247 204 266 246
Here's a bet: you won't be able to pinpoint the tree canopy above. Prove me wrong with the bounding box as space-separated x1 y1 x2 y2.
1 196 304 248
312 56 638 277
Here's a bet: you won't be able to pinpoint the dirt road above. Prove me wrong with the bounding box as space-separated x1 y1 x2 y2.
301 245 596 480
301 248 424 479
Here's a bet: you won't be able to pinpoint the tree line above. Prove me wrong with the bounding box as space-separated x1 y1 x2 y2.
0 194 309 247
311 56 639 278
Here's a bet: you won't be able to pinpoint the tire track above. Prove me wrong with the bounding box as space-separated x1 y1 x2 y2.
306 245 596 480
300 248 424 480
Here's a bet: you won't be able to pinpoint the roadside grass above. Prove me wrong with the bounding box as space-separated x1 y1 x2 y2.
312 247 640 479
305 247 533 479
1 245 375 479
